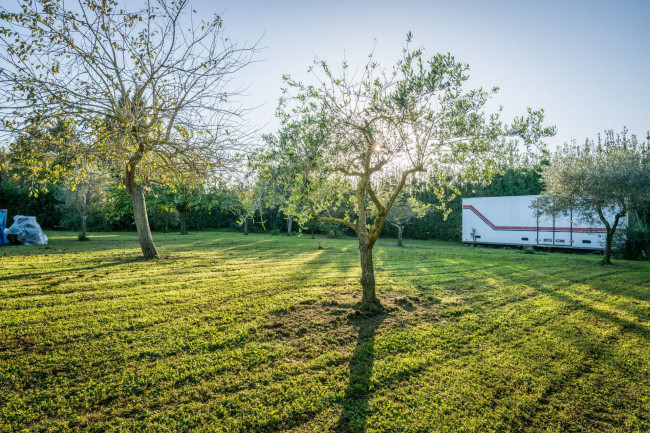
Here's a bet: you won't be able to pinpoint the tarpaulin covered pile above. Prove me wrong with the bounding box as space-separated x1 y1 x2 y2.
6 215 48 245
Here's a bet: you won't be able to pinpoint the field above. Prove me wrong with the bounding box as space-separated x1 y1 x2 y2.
1 232 649 432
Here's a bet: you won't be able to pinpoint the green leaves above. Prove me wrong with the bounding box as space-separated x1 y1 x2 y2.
0 0 256 191
539 129 650 262
541 130 650 218
271 35 554 243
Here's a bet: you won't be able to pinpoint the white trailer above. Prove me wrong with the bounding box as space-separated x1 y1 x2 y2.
462 195 619 250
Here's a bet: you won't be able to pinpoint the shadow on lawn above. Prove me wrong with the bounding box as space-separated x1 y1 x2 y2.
0 258 147 282
335 312 386 433
504 263 650 340
534 283 650 341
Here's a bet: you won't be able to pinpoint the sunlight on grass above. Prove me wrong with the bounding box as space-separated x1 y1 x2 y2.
1 232 649 432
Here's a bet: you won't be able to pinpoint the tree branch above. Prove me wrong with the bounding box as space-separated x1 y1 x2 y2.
308 201 357 232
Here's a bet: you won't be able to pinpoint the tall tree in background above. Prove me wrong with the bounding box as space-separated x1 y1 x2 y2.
174 186 202 236
11 118 111 240
271 35 555 310
538 130 650 264
6 118 80 196
0 0 256 257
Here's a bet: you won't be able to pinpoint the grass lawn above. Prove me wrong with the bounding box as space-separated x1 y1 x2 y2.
1 231 649 432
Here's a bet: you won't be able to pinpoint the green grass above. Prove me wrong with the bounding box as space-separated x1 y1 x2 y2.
1 232 649 432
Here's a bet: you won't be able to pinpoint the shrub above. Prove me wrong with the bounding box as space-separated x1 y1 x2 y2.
622 226 649 260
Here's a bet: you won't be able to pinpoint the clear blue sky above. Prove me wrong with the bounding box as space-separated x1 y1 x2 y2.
193 0 650 148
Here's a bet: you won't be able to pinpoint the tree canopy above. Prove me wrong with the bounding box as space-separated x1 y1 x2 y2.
537 129 650 264
0 0 256 257
264 36 555 308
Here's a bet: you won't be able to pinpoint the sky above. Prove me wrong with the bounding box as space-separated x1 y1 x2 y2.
190 0 650 150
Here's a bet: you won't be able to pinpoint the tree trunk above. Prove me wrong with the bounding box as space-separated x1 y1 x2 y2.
179 211 188 235
126 169 158 258
596 207 623 265
359 239 377 307
287 215 293 236
164 213 169 233
79 215 87 240
603 230 614 264
603 215 622 264
397 225 403 247
243 219 248 235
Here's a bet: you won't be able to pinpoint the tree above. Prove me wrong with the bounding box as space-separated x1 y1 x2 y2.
6 118 80 197
58 165 110 240
470 227 479 245
174 185 202 235
9 117 108 240
148 188 176 232
0 0 256 258
195 183 240 230
256 139 304 236
386 196 430 247
537 129 650 264
150 181 202 234
235 182 265 236
270 36 554 309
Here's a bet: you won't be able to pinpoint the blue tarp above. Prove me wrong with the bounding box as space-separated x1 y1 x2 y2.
0 210 8 245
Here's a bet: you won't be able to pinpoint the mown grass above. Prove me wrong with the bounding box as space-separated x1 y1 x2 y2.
1 231 649 432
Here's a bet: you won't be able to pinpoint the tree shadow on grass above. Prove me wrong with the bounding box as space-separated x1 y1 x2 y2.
474 266 650 430
533 283 650 341
0 257 148 282
496 264 650 341
335 311 386 433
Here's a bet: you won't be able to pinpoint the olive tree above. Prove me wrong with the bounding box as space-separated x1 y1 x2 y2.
386 196 430 247
0 0 256 257
537 130 650 264
234 181 265 236
58 163 110 240
256 137 305 236
271 36 554 309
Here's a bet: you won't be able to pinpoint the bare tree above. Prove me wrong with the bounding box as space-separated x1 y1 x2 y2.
0 0 257 257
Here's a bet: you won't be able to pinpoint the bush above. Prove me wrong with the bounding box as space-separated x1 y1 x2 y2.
0 180 63 229
326 228 342 239
523 246 535 254
622 226 649 260
270 229 281 236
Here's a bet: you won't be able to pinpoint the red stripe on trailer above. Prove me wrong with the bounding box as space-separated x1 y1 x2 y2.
462 205 607 233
